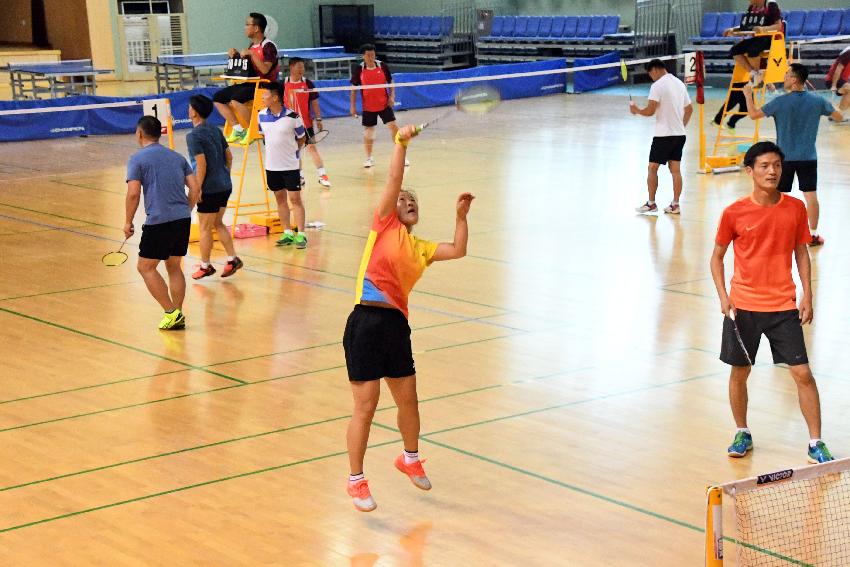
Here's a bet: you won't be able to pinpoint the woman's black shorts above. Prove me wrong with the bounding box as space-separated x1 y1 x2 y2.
343 304 415 381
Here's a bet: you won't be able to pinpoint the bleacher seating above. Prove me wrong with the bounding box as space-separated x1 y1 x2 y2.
479 15 620 42
374 15 453 39
685 8 850 80
690 8 850 43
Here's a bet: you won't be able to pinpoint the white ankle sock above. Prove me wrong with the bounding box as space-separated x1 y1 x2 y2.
349 473 364 483
227 256 235 262
809 438 822 448
403 450 419 465
232 124 244 132
284 229 294 236
648 201 656 206
317 167 326 176
201 262 210 268
737 427 751 434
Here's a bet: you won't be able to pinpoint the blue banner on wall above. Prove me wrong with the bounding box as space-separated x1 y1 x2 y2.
573 51 622 94
0 60 567 143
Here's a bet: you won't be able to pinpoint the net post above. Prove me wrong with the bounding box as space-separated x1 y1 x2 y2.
705 485 723 566
695 51 706 173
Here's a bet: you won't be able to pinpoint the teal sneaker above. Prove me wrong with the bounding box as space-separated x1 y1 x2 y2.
807 441 834 464
728 430 753 458
294 233 307 249
276 232 295 246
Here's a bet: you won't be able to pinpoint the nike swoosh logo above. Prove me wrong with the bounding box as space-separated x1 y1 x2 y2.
745 226 756 231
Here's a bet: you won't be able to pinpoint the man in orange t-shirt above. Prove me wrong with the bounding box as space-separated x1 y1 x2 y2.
710 141 833 464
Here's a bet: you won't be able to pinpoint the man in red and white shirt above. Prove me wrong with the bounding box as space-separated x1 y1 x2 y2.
284 57 331 187
349 44 408 168
826 46 850 120
213 12 279 145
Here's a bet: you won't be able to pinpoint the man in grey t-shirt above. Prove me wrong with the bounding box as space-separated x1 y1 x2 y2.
125 116 200 330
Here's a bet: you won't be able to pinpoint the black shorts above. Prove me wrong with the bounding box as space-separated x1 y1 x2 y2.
729 35 772 59
343 304 416 381
649 136 686 165
720 309 808 367
778 160 817 193
212 83 256 105
139 218 191 261
196 190 231 213
362 107 396 127
266 169 301 192
304 126 316 144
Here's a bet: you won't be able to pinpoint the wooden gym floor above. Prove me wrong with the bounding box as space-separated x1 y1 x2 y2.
1 91 849 565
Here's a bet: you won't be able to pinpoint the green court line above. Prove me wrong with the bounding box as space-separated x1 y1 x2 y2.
0 384 502 492
0 440 398 534
0 202 116 230
0 281 136 302
51 179 124 196
0 226 86 238
0 369 187 405
0 306 245 385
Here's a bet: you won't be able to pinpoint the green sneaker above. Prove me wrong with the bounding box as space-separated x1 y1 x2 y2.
225 128 246 144
276 232 296 246
158 309 185 330
294 233 307 249
808 441 834 464
727 430 753 458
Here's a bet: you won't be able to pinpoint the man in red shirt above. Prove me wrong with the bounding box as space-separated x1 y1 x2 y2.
710 141 833 464
826 46 850 120
213 12 279 145
349 44 408 168
284 57 331 188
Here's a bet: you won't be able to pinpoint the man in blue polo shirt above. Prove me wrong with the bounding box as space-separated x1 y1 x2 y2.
125 116 200 330
744 63 844 246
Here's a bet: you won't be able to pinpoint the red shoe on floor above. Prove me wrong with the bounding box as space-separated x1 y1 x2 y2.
347 479 377 512
191 264 216 280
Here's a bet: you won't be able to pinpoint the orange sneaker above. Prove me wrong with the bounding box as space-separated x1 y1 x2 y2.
347 479 377 512
191 264 215 280
394 455 432 491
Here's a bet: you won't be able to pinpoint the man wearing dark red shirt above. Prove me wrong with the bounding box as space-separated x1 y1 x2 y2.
826 46 850 119
349 44 408 168
213 12 279 145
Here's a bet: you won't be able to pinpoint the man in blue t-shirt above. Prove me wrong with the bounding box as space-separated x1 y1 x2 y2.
743 63 844 247
125 116 200 330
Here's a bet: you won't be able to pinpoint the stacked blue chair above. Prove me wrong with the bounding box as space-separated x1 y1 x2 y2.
537 16 553 40
483 16 504 40
587 16 606 40
525 16 541 39
784 11 806 39
819 9 842 37
372 15 453 40
842 8 850 36
562 16 578 39
692 12 719 41
575 16 592 39
801 10 825 39
603 16 620 36
549 16 566 41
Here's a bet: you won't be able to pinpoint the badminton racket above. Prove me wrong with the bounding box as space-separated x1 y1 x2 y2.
102 237 129 266
728 310 753 366
414 84 502 134
306 128 329 144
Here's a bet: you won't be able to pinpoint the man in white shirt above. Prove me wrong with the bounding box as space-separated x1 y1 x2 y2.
258 82 308 249
630 59 693 215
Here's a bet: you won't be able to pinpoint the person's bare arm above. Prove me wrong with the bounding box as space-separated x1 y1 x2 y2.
630 99 659 117
795 242 813 324
194 154 207 190
124 180 141 239
185 174 201 209
683 103 694 127
742 84 766 120
832 63 845 91
377 126 416 219
710 242 734 317
311 98 323 130
225 148 233 172
432 193 475 262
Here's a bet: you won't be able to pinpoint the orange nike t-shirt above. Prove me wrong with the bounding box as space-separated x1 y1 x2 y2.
715 194 810 312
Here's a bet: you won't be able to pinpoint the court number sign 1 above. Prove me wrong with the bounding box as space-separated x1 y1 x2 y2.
143 99 171 135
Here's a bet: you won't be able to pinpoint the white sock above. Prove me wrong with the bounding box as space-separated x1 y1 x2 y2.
810 229 818 237
648 200 656 206
232 124 244 132
349 473 364 483
227 256 235 262
201 262 209 268
317 167 326 176
403 450 419 465
810 438 822 448
737 427 751 435
284 229 294 236
671 201 679 206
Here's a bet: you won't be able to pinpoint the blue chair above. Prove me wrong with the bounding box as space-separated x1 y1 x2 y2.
841 8 850 36
513 16 529 39
398 16 414 38
486 16 504 39
550 16 566 40
537 16 553 39
696 12 719 39
525 16 541 38
588 15 605 39
784 11 805 38
820 9 842 37
500 16 516 38
441 16 453 36
373 16 386 37
603 15 620 36
575 16 592 38
715 12 738 38
388 17 401 36
801 10 825 38
426 16 441 37
562 16 578 38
